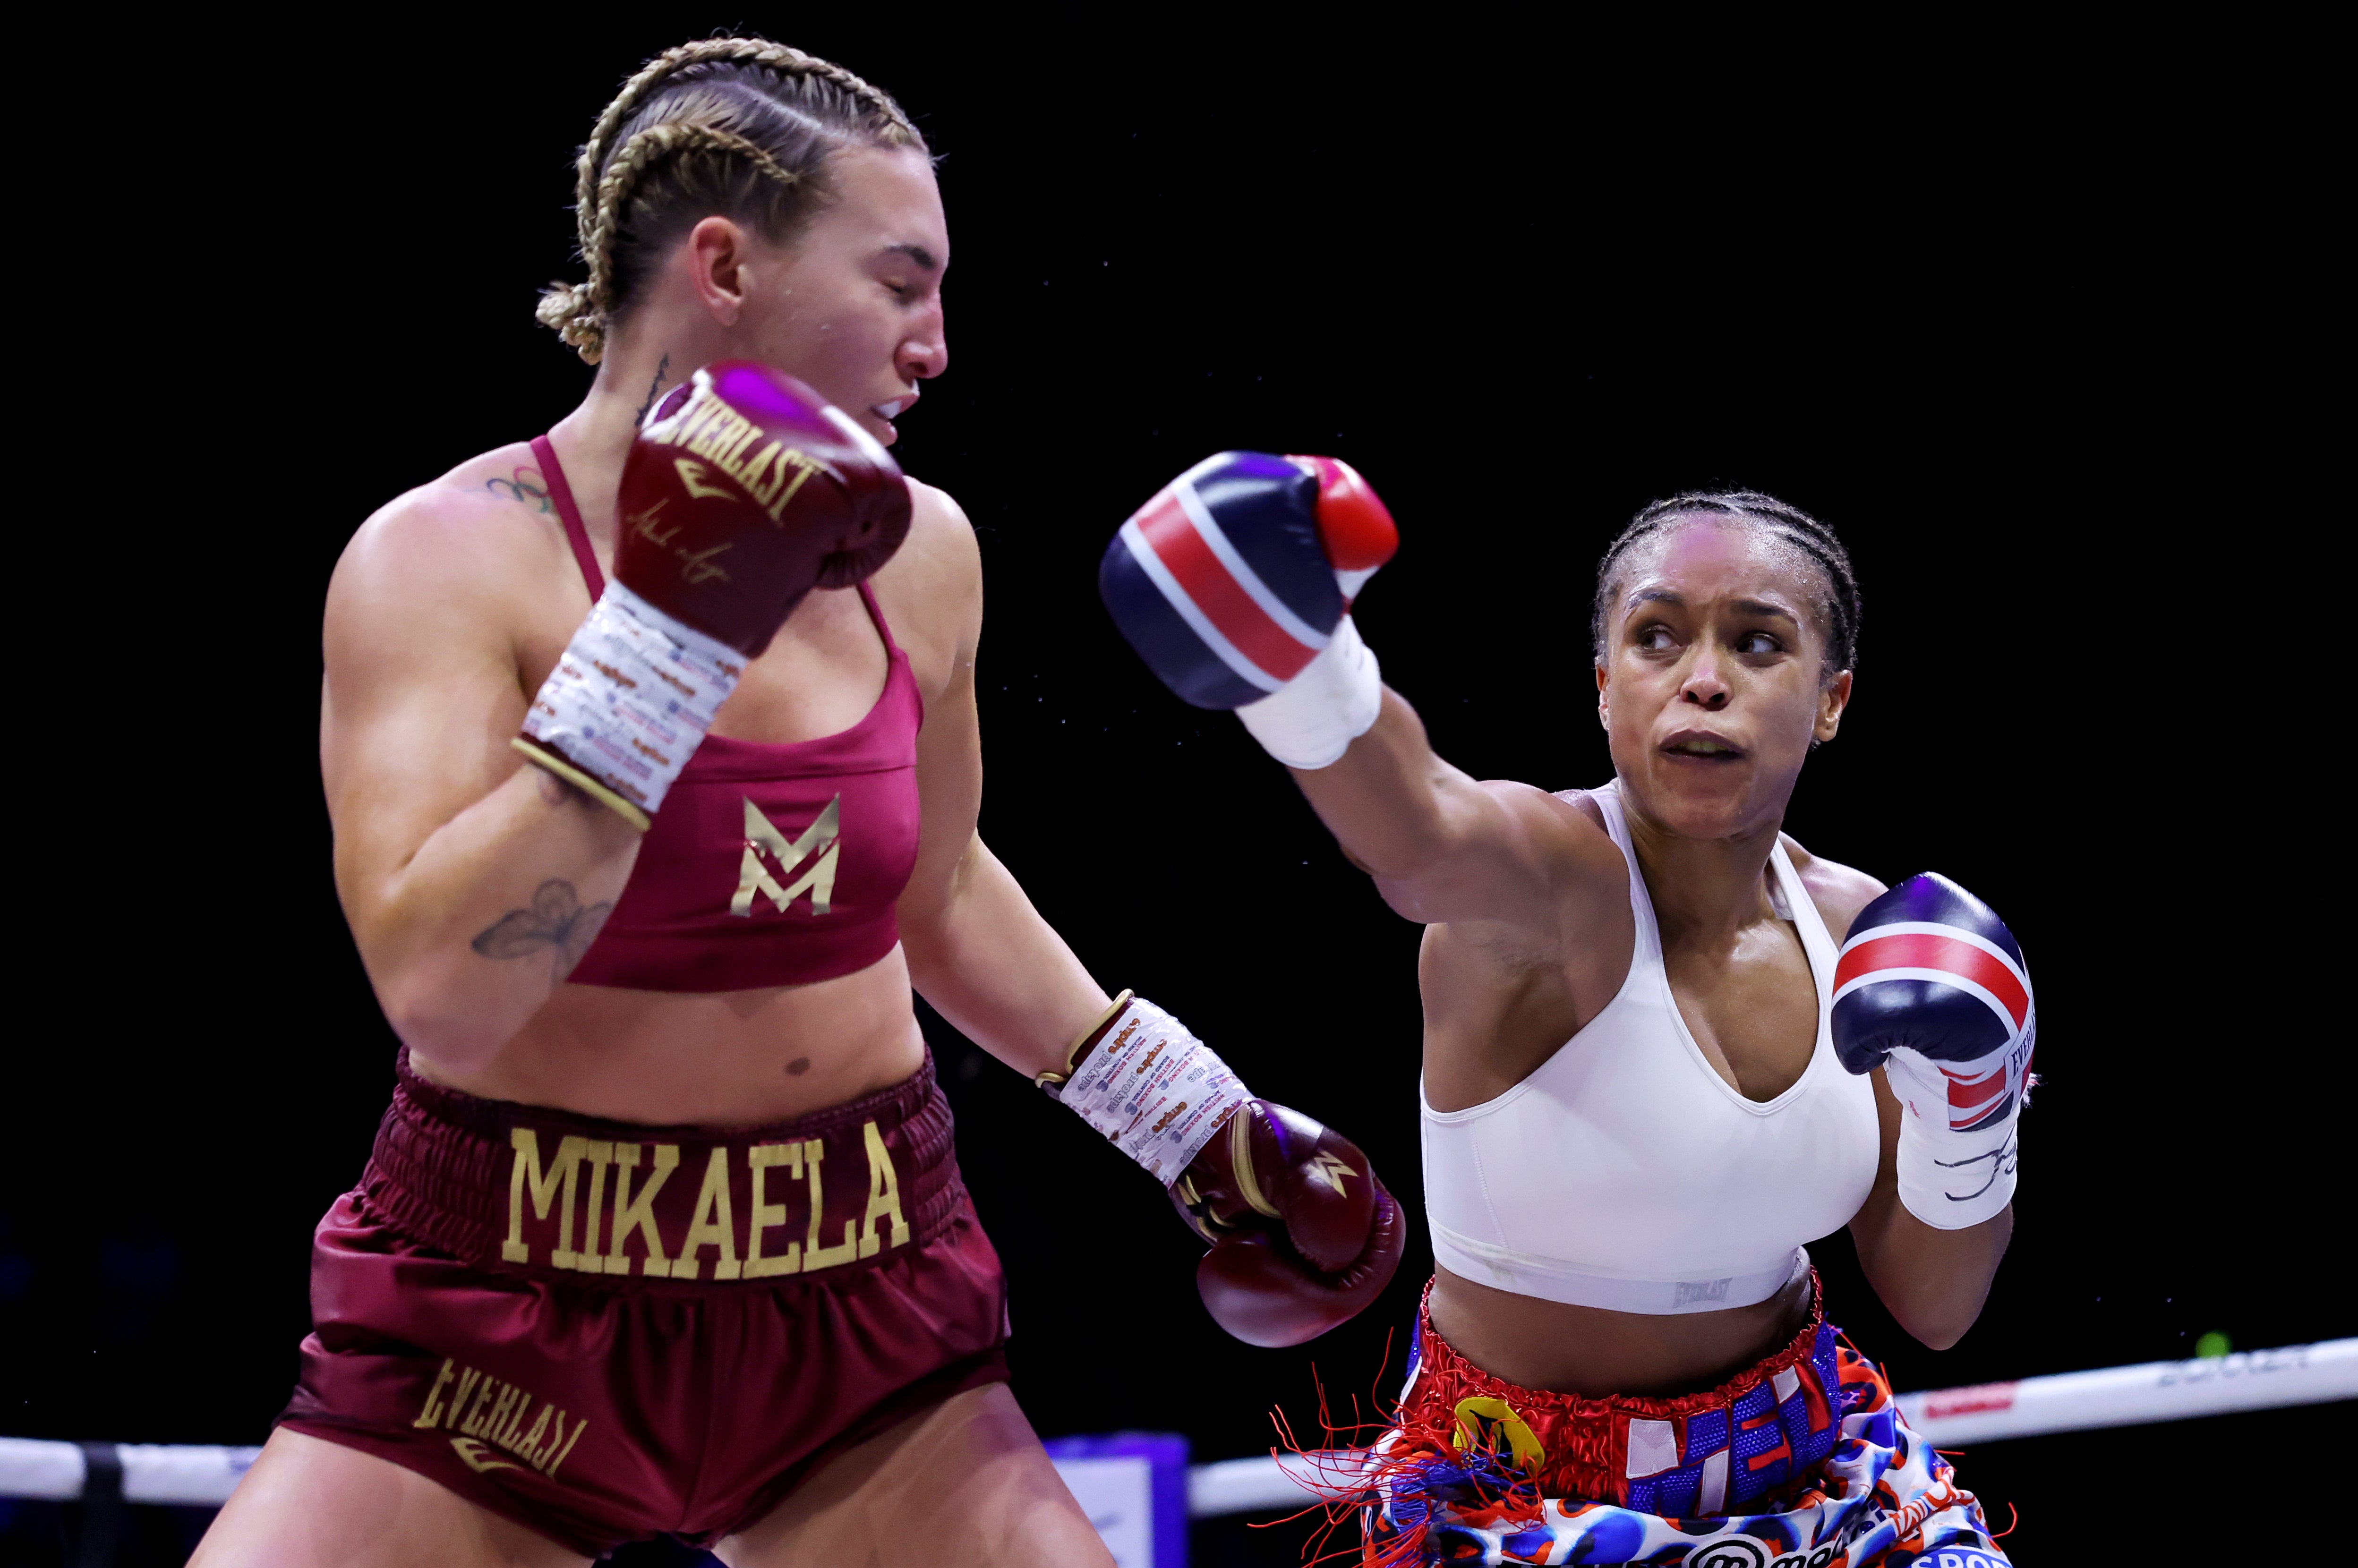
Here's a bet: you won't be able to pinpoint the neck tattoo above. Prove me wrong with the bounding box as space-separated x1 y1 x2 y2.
632 353 673 424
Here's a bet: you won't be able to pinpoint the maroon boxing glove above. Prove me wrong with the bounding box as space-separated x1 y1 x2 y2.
1173 1100 1406 1348
620 362 912 656
514 362 912 828
1042 993 1402 1348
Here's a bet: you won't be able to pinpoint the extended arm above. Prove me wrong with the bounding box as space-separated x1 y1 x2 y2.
1290 690 1608 927
1099 452 1611 934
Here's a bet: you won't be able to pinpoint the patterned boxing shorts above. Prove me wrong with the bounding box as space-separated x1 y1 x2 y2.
1356 1279 2009 1567
278 1048 1009 1556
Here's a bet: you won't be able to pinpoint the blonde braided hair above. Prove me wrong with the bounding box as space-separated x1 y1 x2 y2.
537 36 923 364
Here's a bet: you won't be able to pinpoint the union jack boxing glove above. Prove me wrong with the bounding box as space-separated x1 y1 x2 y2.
1101 452 1399 768
1832 874 2036 1229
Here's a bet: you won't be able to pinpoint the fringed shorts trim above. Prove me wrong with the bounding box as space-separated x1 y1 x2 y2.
1350 1279 2010 1567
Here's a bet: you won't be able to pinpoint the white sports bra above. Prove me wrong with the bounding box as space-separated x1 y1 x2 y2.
1420 780 1881 1314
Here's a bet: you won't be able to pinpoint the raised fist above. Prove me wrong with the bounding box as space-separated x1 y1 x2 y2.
623 361 913 656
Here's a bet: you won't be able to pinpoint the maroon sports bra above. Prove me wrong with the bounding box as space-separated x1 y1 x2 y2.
531 435 925 992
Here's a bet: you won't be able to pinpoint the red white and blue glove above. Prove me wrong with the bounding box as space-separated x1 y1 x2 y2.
1832 874 2036 1229
1042 992 1404 1347
1100 452 1398 768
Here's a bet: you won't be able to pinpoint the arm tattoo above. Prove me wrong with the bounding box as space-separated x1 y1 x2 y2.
471 879 613 980
633 353 673 424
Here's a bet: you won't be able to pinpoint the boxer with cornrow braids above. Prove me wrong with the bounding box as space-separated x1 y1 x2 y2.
1592 490 1862 679
1101 464 2024 1561
536 37 925 365
196 34 1400 1568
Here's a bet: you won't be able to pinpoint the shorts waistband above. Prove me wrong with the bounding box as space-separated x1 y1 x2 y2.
361 1048 965 1288
1395 1273 1846 1512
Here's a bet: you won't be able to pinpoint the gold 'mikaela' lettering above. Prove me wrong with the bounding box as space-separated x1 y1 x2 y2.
604 1142 679 1276
674 1147 742 1281
860 1118 909 1257
801 1137 860 1272
504 1131 586 1266
745 1142 802 1278
492 1120 914 1284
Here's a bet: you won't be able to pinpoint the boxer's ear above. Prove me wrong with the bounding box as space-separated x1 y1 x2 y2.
1814 668 1853 744
683 216 756 327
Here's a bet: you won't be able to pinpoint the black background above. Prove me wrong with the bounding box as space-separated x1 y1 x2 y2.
0 11 2338 1565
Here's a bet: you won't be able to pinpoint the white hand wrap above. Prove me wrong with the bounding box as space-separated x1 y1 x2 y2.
517 583 743 828
1883 1029 2032 1229
1056 997 1251 1185
1236 616 1382 770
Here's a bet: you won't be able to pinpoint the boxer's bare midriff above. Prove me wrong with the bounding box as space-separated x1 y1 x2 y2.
1430 1262 1815 1400
409 954 928 1127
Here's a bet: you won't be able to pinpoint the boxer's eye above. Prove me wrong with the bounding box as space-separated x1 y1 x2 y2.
1735 631 1782 656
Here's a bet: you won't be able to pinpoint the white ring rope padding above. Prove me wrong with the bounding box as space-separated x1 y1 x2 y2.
0 1441 260 1504
1890 1336 2358 1444
4 1340 2352 1514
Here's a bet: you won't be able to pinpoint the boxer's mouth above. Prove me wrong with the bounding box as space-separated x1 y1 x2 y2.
872 392 918 420
1663 730 1744 760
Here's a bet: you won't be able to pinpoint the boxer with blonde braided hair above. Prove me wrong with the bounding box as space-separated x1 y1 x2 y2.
193 32 1400 1568
536 36 924 365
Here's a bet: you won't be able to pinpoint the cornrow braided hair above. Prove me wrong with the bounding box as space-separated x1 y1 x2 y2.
1589 490 1862 682
537 36 925 364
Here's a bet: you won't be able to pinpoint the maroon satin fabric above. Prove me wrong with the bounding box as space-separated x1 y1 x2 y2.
280 1051 1008 1554
530 435 924 992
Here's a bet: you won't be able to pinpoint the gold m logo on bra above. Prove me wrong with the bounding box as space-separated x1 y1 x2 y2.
733 794 841 917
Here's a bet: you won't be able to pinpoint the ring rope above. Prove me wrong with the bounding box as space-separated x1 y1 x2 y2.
5 1338 2351 1514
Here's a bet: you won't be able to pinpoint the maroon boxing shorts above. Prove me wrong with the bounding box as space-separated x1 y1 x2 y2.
278 1049 1009 1556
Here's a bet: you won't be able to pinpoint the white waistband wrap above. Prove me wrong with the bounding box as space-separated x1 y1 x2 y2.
519 583 743 821
1059 997 1251 1185
1237 616 1382 770
1430 1229 1811 1316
